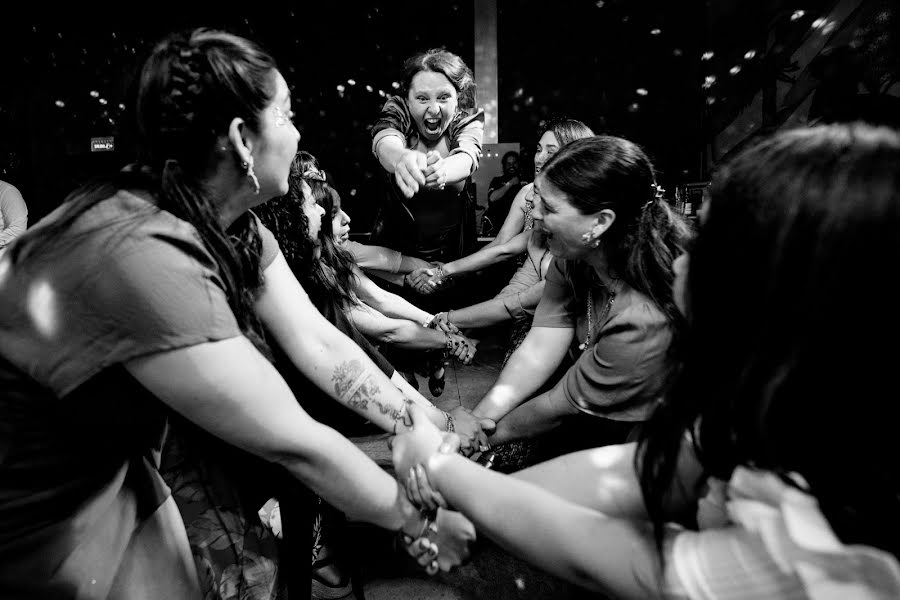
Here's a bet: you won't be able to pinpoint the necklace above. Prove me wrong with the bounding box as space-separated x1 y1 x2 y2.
578 274 621 351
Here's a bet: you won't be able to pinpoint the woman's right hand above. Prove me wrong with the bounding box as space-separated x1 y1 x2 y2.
448 333 477 365
394 150 428 198
401 507 476 575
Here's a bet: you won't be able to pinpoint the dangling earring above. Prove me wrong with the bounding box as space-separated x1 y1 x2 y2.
242 157 260 195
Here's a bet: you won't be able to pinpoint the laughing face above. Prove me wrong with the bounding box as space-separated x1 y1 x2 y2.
531 174 599 261
407 70 459 143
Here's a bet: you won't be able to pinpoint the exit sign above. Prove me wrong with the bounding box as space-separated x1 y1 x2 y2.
90 137 115 152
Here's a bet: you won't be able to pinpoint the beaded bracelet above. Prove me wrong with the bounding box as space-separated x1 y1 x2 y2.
442 410 455 433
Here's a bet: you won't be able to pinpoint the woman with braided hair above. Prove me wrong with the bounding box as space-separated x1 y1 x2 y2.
0 29 473 599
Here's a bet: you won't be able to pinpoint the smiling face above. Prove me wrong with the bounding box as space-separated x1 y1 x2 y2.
250 70 301 202
331 192 351 245
531 175 599 260
534 131 560 178
407 70 459 142
300 180 325 243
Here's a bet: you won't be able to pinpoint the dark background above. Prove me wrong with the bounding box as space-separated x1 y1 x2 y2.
1 1 897 229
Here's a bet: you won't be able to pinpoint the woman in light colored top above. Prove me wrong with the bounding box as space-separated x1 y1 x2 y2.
394 123 900 599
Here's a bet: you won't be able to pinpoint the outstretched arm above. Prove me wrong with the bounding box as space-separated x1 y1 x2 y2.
255 253 415 433
126 336 420 533
473 326 572 422
393 406 673 598
416 230 530 289
354 267 432 324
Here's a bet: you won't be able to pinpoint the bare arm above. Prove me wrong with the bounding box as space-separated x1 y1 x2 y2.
512 441 705 521
473 326 573 421
440 230 530 279
125 337 421 533
426 451 667 598
354 267 431 324
490 388 580 445
349 303 446 351
492 183 531 245
254 253 414 433
393 408 670 598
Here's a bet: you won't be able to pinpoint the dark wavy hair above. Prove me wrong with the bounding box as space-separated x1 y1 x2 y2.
637 123 900 559
255 152 358 311
401 48 476 111
540 117 596 147
10 29 277 352
540 136 692 328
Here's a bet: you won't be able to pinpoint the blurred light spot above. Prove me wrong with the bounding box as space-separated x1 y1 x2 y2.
98 98 107 105
350 189 358 196
524 96 534 106
365 85 373 92
118 103 126 110
701 51 714 60
812 17 826 28
650 28 661 35
744 49 757 60
391 81 400 89
54 100 65 108
729 65 742 75
27 279 59 339
336 84 346 92
673 48 683 57
89 90 99 98
378 90 386 97
703 75 716 88
513 87 524 98
791 10 805 21
636 88 649 96
706 97 716 105
821 21 836 35
514 577 525 591
347 79 356 86
595 0 604 7
627 102 640 112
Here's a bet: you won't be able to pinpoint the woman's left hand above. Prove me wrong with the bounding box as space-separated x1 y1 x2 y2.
393 404 450 481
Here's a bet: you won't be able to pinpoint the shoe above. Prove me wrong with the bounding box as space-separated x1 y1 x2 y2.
311 554 354 600
429 365 445 397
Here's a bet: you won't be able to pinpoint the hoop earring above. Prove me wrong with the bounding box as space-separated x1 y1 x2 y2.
241 158 260 195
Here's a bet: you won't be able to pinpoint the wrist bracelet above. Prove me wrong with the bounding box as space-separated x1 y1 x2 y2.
442 410 455 433
445 332 454 352
422 314 436 328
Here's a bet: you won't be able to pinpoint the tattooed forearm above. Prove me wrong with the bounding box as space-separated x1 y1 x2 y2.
332 360 412 430
333 359 380 411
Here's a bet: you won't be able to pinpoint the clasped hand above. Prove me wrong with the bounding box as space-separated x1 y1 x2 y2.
394 150 448 199
394 405 477 574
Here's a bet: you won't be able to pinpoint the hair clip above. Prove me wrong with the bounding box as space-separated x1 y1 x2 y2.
302 168 326 182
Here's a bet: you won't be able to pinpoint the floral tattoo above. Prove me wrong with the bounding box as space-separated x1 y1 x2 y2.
332 360 412 428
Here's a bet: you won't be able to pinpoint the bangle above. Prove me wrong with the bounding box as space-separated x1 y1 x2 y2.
442 410 455 432
445 332 454 352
